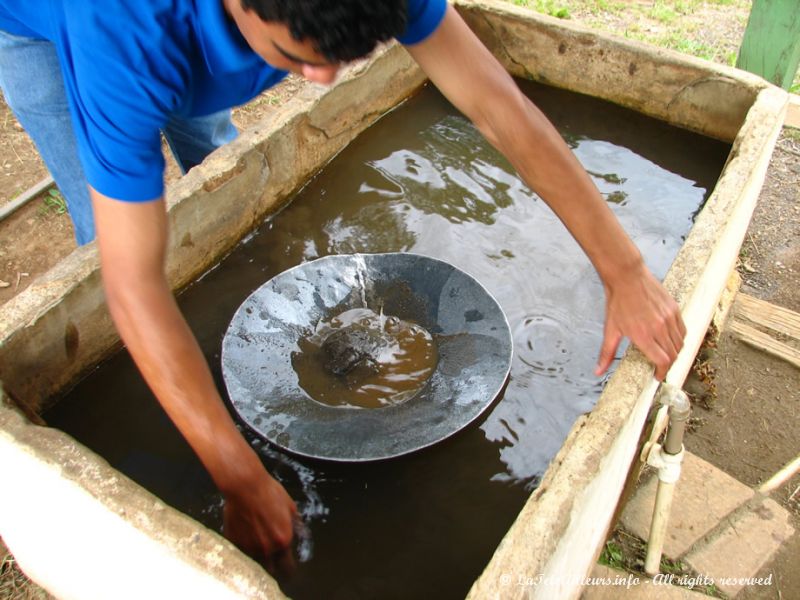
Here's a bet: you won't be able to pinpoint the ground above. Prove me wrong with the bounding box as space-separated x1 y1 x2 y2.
1 1 798 598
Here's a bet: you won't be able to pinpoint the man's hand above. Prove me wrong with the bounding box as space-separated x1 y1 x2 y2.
90 187 297 568
223 469 298 574
595 263 686 380
406 7 687 379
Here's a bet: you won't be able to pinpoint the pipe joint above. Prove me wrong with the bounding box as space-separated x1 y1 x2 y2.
646 443 684 484
656 383 691 419
657 383 691 454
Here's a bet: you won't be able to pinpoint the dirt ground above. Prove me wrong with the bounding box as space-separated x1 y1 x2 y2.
0 1 797 599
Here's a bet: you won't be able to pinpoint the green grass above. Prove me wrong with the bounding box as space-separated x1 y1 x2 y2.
672 0 699 15
647 2 679 24
39 187 67 216
658 34 720 61
599 540 625 569
618 18 730 62
598 533 725 597
504 0 749 67
513 0 572 19
515 0 636 18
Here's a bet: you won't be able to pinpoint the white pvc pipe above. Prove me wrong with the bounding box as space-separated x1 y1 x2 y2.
644 385 690 576
758 454 800 495
645 479 676 575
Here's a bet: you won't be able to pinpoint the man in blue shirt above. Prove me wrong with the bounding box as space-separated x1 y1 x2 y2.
0 0 686 569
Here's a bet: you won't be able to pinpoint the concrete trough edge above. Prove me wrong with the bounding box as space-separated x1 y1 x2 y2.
456 0 768 142
465 75 788 600
0 401 287 600
0 2 788 598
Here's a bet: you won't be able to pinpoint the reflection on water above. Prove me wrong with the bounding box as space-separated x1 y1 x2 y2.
47 80 729 599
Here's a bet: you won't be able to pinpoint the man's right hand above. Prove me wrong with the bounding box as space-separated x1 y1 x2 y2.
223 469 298 574
90 188 298 574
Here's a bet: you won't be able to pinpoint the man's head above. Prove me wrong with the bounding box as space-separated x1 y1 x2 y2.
227 0 408 84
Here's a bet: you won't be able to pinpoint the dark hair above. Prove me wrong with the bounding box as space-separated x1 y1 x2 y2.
240 0 408 63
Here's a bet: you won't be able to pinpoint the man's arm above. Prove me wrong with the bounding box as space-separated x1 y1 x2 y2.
90 188 296 565
404 6 686 380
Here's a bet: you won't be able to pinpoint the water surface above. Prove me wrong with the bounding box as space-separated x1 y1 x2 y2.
47 80 729 599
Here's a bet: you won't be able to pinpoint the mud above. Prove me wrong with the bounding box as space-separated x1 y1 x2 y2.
294 307 437 409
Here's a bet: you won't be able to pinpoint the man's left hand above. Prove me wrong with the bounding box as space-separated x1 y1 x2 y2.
595 264 686 381
404 7 687 381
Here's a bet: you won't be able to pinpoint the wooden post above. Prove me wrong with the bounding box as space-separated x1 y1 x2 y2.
736 0 800 90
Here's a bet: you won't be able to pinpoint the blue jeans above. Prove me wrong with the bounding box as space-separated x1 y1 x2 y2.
0 30 238 246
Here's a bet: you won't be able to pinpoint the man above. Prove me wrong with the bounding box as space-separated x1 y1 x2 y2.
0 0 685 569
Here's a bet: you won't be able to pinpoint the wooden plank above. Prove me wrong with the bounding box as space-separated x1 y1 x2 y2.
736 0 800 90
735 293 800 340
730 319 800 369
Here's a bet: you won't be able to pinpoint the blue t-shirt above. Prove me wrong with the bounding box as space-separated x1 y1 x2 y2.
0 0 447 201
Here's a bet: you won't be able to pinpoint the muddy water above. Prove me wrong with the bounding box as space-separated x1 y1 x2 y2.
293 306 438 409
46 80 729 598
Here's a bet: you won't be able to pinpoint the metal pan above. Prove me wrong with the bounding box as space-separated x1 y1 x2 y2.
221 252 513 462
